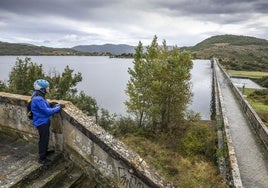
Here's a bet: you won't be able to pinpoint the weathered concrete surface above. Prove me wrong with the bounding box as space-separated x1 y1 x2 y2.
0 92 175 188
0 131 39 187
215 61 268 188
0 131 89 188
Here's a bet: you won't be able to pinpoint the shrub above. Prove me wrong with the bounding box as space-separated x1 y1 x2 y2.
258 76 268 88
104 115 149 137
98 108 117 131
181 122 216 160
0 81 7 91
249 89 268 103
265 97 268 105
185 110 201 121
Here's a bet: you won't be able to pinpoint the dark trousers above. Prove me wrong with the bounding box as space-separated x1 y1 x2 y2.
37 122 50 160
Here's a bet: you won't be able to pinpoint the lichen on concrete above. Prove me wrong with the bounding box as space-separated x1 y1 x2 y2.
0 91 176 187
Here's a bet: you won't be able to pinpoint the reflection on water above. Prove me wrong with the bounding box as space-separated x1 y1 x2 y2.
231 77 265 89
189 60 212 120
0 56 212 119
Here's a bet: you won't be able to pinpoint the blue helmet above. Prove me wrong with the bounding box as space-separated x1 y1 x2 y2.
34 79 50 93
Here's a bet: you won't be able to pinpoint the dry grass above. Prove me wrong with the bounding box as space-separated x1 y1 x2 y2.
243 88 268 127
227 70 268 78
118 122 229 188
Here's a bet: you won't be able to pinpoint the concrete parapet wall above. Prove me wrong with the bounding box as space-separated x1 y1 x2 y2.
0 92 174 188
217 61 268 150
0 93 37 141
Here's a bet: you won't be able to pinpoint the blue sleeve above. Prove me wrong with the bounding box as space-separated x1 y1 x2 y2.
36 98 61 115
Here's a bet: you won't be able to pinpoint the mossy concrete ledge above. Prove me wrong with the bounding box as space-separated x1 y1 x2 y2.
0 92 175 188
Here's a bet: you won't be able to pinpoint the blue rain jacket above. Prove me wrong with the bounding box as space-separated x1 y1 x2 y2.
31 96 61 127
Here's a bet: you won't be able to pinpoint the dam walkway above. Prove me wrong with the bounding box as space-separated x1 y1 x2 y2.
215 62 268 188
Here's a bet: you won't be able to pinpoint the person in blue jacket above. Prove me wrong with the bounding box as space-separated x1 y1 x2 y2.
31 79 63 165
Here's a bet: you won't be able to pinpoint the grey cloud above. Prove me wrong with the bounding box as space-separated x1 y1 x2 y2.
1 0 264 26
0 0 267 47
153 0 267 14
1 0 266 20
0 0 122 21
43 40 51 44
150 0 267 25
255 1 268 13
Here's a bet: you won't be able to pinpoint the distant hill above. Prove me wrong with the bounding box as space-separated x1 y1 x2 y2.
72 44 135 55
187 35 268 71
191 35 268 50
0 41 91 56
1 34 268 71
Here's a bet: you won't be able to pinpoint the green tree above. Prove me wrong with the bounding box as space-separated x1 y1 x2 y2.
125 36 193 131
6 57 98 117
125 41 150 127
8 57 44 95
70 91 98 118
98 108 117 130
47 65 82 100
0 81 7 91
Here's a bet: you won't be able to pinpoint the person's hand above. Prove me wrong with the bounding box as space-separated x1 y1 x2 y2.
58 104 65 109
50 101 58 107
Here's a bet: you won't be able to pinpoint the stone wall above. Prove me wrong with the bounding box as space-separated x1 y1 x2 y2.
0 92 174 188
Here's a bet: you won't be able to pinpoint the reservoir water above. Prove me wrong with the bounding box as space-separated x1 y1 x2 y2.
231 77 265 89
0 56 212 119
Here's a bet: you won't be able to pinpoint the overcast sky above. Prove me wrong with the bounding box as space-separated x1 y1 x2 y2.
0 0 267 48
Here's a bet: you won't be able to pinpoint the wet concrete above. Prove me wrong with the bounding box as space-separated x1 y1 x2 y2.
0 132 38 172
0 132 89 188
0 132 39 187
215 64 268 188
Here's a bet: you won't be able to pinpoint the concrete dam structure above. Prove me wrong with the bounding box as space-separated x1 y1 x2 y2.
0 92 174 188
1 58 268 187
212 59 268 188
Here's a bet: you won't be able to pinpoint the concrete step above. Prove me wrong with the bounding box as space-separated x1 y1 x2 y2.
23 159 72 188
51 166 84 188
0 159 41 188
0 133 39 188
0 132 88 188
20 156 86 188
9 152 63 188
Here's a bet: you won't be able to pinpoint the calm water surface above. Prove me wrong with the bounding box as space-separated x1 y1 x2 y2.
231 77 265 89
0 56 212 119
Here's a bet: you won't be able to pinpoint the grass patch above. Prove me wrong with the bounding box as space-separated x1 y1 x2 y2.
116 121 228 187
247 102 268 126
242 88 268 126
227 70 268 78
250 102 268 111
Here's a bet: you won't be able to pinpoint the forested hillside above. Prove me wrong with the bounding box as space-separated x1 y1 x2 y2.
1 35 268 71
188 35 268 71
0 41 91 56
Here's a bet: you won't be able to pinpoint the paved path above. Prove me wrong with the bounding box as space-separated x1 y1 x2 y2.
215 64 268 188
